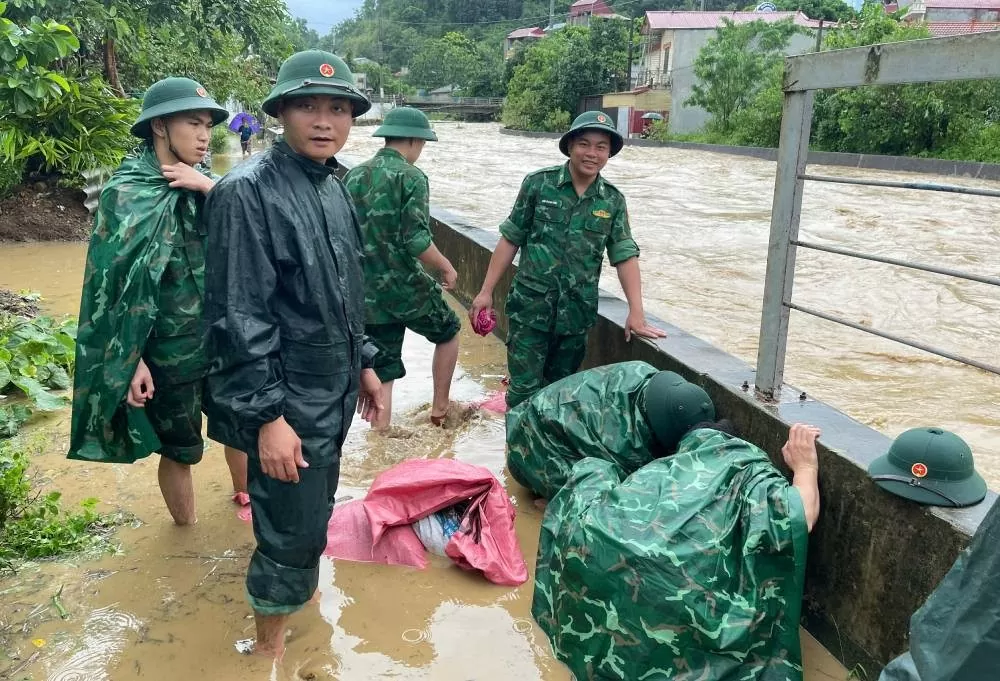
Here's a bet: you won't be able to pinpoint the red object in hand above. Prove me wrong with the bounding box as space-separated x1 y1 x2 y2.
473 307 497 336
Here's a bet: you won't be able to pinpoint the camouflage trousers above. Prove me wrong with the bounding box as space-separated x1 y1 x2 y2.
143 364 207 465
505 325 588 409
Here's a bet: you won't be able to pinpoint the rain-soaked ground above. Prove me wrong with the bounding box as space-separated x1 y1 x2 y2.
0 248 846 679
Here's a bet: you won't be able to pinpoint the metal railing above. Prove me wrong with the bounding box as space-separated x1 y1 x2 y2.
755 31 1000 397
402 96 504 107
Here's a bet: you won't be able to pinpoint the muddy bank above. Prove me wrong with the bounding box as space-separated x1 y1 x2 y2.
0 184 91 242
0 288 40 317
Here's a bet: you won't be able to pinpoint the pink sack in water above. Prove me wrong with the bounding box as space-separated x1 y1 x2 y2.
472 307 497 336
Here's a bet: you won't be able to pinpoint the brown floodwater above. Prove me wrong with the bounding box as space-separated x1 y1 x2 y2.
339 121 1000 489
0 137 879 680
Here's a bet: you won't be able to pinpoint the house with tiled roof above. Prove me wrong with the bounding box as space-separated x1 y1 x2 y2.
504 26 545 58
611 10 827 135
569 0 621 26
898 0 1000 36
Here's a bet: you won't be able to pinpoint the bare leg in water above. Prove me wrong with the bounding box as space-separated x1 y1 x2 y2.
252 612 288 658
430 336 459 425
158 457 196 525
225 446 249 503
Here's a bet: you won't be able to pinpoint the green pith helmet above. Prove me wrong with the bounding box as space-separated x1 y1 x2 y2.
130 77 229 138
643 371 716 449
559 110 624 157
373 107 438 141
262 50 371 118
868 428 987 508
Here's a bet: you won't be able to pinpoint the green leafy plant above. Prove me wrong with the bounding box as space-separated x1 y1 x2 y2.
0 312 77 437
209 124 229 153
0 436 116 568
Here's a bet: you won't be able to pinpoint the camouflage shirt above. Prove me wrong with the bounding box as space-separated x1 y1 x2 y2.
343 148 441 324
501 163 639 335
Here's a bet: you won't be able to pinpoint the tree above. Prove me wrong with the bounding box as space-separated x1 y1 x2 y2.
686 18 802 133
408 31 482 91
746 0 856 22
503 20 633 131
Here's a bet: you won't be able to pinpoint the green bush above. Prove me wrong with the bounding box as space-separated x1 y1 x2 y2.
542 109 571 133
0 312 76 438
0 436 115 567
0 77 139 182
209 124 229 153
0 156 25 198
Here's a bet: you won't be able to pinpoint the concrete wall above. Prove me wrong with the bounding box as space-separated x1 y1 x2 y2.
498 127 1000 180
334 154 996 670
669 30 817 134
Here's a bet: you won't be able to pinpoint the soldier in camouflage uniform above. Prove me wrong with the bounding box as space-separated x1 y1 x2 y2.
534 423 822 680
344 107 460 428
470 111 666 409
68 78 248 526
505 361 715 500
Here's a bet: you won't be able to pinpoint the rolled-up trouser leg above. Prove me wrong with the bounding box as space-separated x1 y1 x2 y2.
245 453 340 615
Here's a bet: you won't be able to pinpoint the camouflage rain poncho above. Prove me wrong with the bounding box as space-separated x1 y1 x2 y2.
506 361 660 499
534 428 809 681
68 146 212 464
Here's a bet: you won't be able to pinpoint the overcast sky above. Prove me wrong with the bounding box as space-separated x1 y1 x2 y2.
286 0 364 34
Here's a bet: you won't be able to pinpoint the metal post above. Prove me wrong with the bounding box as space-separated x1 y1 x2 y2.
815 19 824 53
755 86 814 398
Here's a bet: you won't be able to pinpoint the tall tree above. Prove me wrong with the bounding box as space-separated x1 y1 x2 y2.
686 18 802 133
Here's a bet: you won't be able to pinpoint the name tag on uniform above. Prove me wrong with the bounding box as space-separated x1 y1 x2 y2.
592 209 611 219
540 199 560 207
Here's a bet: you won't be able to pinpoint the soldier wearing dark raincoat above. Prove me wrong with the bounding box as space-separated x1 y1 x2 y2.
69 78 247 526
344 107 460 428
505 361 716 499
201 50 383 657
470 112 666 409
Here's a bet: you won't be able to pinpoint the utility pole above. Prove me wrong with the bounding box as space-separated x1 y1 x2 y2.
625 10 635 91
815 19 825 52
549 0 555 28
700 0 706 10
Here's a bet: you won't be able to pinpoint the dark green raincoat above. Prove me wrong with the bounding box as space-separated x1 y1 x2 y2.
68 147 212 464
534 428 809 681
202 139 376 613
879 497 1000 681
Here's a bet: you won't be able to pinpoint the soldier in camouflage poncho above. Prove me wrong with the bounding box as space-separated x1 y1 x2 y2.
506 361 715 500
534 424 822 681
344 107 460 428
470 111 666 409
68 78 248 525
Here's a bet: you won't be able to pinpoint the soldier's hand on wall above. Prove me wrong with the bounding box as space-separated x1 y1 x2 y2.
127 358 155 407
258 416 308 483
624 310 667 342
781 424 821 474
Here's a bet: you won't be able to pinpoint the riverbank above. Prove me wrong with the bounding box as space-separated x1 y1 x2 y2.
499 127 1000 180
0 183 91 242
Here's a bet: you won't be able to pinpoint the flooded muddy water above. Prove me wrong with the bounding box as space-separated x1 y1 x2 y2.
0 253 844 679
339 122 1000 488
